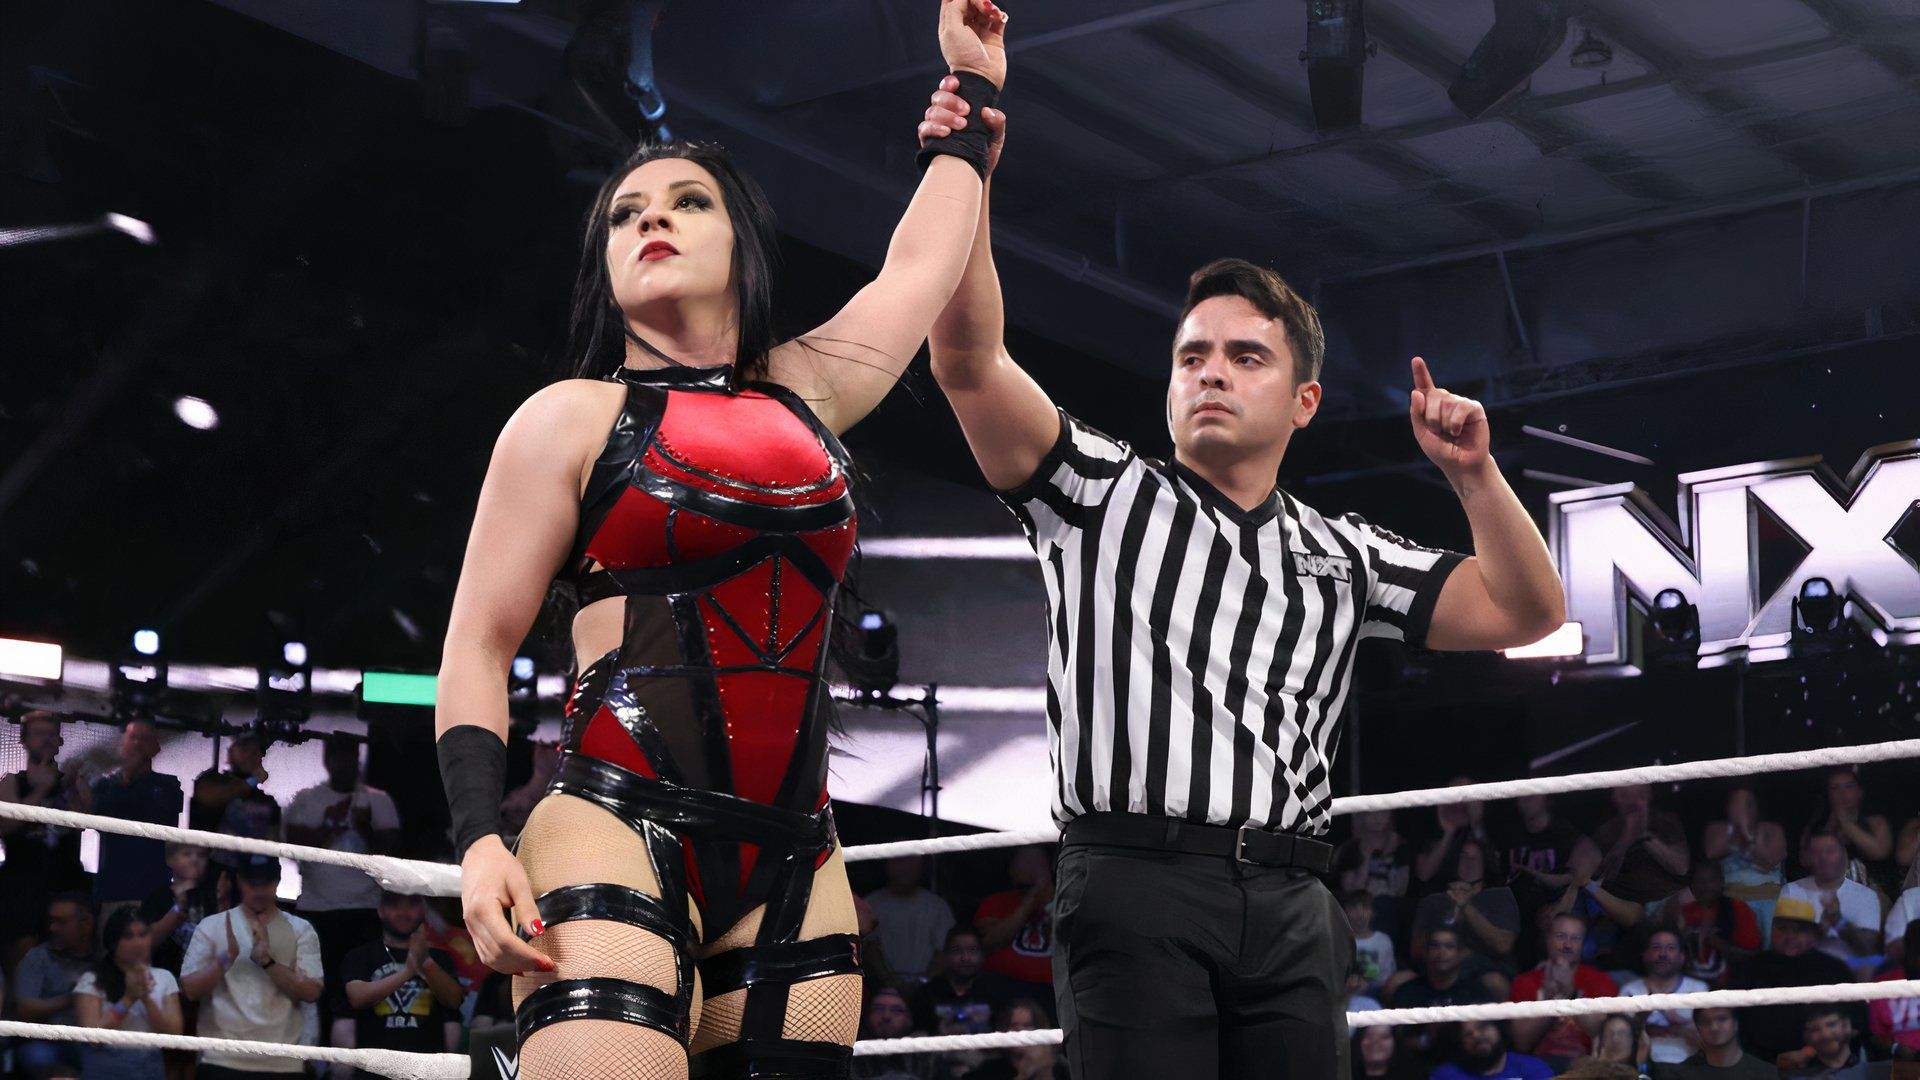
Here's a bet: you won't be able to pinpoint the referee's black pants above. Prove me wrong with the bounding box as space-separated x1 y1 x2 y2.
1052 819 1353 1079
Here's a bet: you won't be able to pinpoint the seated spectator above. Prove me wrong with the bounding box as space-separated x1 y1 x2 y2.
1655 1006 1776 1079
72 905 183 1079
1500 794 1586 965
974 846 1056 999
1540 838 1642 969
1883 868 1920 961
910 927 1016 1036
1383 924 1493 1062
853 985 940 1080
12 892 98 1079
1593 784 1690 906
1584 1013 1652 1072
136 842 217 975
1726 897 1859 1065
1669 860 1760 986
1779 830 1883 972
1703 786 1787 946
1350 1024 1423 1079
962 998 1066 1080
1620 927 1707 1064
0 711 94 954
1336 810 1413 918
863 855 956 984
1802 768 1891 889
1414 780 1491 899
1411 837 1518 997
336 892 463 1078
1866 931 1920 1061
92 719 184 915
1342 889 1395 998
1508 912 1618 1069
180 855 324 1079
1430 1019 1554 1079
286 732 400 1029
1775 1004 1869 1078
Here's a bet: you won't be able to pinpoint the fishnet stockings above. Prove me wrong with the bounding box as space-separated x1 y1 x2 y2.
520 1018 686 1080
781 974 863 1043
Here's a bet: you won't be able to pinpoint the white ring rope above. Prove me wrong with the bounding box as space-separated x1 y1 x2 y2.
854 980 1920 1056
0 801 461 896
843 737 1920 861
0 1020 469 1079
7 737 1919 874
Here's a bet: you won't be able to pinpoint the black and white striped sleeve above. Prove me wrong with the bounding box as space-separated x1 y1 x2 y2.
1339 514 1466 648
994 409 1138 552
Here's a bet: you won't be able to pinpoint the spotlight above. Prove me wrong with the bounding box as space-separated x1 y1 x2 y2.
258 637 312 727
112 631 168 720
1792 577 1857 657
1645 588 1699 664
173 396 219 431
1449 0 1569 119
1301 0 1373 131
0 636 64 684
282 641 308 668
508 656 539 729
842 610 901 695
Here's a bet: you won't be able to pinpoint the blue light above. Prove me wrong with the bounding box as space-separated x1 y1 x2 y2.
1655 589 1685 610
861 612 885 631
1801 577 1832 600
282 641 308 667
132 629 160 656
512 657 536 681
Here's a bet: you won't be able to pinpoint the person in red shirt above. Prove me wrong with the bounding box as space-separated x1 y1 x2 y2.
974 846 1056 992
1870 932 1920 1059
1676 860 1761 985
1509 911 1617 1069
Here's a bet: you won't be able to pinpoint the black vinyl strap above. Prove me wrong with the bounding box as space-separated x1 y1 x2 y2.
551 753 834 849
697 935 861 998
688 1039 854 1079
576 568 623 606
516 977 690 1047
524 883 692 950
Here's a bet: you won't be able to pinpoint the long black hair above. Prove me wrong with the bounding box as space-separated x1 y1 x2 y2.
561 141 781 387
92 906 147 1005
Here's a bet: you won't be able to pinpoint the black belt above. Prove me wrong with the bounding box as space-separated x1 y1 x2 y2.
1062 812 1334 874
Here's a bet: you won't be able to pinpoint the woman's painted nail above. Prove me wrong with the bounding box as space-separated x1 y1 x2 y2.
529 919 546 937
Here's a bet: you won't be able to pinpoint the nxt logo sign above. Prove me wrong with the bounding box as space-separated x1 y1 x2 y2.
1549 441 1920 665
1292 552 1354 582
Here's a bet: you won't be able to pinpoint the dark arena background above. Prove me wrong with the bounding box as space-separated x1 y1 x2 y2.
2 1 1918 1078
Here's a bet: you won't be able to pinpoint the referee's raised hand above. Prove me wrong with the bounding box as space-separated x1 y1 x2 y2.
1408 356 1489 475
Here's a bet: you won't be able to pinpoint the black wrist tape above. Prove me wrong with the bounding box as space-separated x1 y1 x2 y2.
916 70 1001 181
437 725 508 861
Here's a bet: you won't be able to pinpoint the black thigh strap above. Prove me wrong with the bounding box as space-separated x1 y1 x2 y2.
697 934 861 998
529 882 692 951
688 1039 853 1079
517 977 690 1047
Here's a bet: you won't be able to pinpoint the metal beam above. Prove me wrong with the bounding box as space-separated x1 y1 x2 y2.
762 0 1245 108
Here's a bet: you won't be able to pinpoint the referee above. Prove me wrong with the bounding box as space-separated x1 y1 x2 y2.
919 91 1567 1077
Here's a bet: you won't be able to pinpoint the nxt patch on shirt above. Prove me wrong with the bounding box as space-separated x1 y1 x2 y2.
1291 552 1354 582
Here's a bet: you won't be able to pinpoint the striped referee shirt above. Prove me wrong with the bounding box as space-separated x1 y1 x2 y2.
999 411 1466 836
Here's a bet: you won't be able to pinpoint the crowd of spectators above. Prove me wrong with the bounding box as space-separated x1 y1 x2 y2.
8 709 1920 1079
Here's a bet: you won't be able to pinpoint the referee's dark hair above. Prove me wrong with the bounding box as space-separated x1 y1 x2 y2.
1180 257 1326 388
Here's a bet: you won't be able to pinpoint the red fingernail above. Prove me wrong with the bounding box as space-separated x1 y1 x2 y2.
529 919 546 937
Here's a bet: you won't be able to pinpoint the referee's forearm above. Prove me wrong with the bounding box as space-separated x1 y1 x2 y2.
1449 456 1565 633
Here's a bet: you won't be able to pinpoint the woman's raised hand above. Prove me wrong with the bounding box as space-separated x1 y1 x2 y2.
920 75 1008 175
460 834 554 974
937 0 1009 88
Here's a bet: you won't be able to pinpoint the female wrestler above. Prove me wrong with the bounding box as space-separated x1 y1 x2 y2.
432 3 1007 1077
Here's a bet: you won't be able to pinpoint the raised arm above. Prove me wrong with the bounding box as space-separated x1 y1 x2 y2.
1404 357 1567 651
769 0 1006 436
920 81 1060 491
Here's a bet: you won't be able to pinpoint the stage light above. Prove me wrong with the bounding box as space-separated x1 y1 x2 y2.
282 641 308 668
173 396 219 431
133 629 161 657
1449 0 1569 119
1302 0 1372 131
112 632 168 720
259 637 313 726
0 636 64 682
508 656 539 728
1645 588 1700 664
843 610 901 695
1793 577 1843 635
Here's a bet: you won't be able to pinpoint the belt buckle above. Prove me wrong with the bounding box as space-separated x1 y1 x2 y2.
1234 826 1258 864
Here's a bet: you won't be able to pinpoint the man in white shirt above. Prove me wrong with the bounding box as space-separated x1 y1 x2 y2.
1780 830 1884 972
284 733 399 1032
181 855 324 1077
862 855 956 982
1619 927 1707 1063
